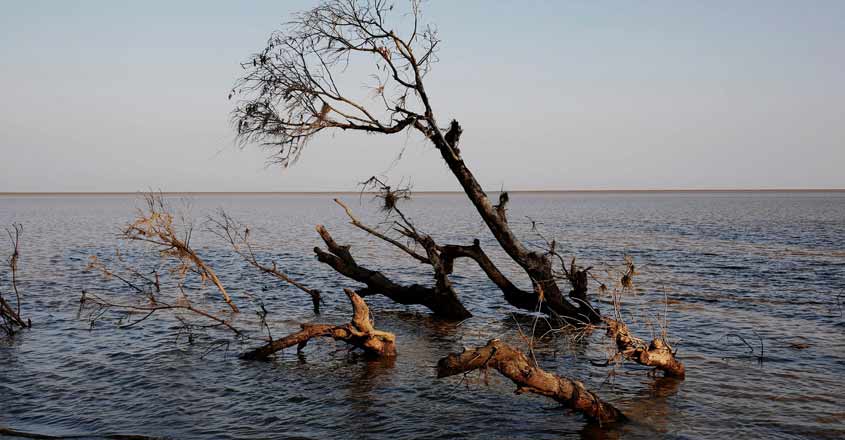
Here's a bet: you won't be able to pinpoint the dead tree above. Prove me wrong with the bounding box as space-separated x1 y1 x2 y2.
437 339 626 424
228 2 687 420
232 0 685 379
240 288 396 360
1 223 29 337
231 0 598 325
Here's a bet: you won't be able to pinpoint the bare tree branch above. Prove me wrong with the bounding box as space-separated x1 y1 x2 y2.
240 288 395 360
314 224 470 319
1 223 29 336
334 198 428 264
208 210 322 314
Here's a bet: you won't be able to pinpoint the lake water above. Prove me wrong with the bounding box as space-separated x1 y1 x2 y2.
1 192 843 439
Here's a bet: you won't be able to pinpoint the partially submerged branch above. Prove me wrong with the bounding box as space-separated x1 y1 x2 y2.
437 339 626 424
314 224 471 319
82 195 249 345
604 319 685 378
591 258 685 378
209 210 322 313
80 290 242 337
240 288 395 360
1 223 29 336
438 240 547 313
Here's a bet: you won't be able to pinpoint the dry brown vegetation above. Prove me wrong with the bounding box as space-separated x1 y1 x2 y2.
120 193 239 312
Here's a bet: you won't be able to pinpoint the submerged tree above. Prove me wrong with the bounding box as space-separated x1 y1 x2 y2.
229 0 686 417
232 0 600 326
84 0 685 429
232 0 682 358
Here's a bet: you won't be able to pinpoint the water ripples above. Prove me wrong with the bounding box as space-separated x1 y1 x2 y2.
1 192 844 439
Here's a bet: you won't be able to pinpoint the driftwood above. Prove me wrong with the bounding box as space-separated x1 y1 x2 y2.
240 289 396 361
437 339 626 424
604 318 685 378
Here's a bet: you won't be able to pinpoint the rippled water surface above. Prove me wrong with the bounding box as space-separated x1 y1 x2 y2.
1 192 843 439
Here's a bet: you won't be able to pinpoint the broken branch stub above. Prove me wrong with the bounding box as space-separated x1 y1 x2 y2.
604 318 685 378
240 289 396 361
436 339 626 424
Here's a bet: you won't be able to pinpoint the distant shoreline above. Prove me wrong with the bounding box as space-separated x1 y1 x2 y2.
1 189 843 197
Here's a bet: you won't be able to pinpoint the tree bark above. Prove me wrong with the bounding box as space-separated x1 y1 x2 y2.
437 339 626 424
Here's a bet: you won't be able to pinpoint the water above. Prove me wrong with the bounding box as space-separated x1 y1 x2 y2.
1 192 843 439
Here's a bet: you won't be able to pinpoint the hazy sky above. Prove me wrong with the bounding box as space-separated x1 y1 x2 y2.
1 1 843 192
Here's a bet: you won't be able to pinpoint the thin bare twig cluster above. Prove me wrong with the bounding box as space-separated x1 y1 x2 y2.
119 193 239 312
81 193 252 349
83 192 383 361
231 0 437 166
208 210 322 313
1 223 29 337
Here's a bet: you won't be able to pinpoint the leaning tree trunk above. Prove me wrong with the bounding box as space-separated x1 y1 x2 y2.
425 121 601 324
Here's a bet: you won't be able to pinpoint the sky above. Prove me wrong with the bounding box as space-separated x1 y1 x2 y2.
1 0 843 192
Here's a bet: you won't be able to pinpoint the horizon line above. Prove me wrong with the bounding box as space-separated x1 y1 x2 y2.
1 188 844 196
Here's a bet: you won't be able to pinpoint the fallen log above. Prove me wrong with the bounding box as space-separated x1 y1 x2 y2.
436 339 626 424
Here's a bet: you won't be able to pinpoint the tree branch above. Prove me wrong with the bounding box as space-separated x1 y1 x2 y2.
240 288 396 360
314 224 470 319
437 339 626 424
208 210 322 313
